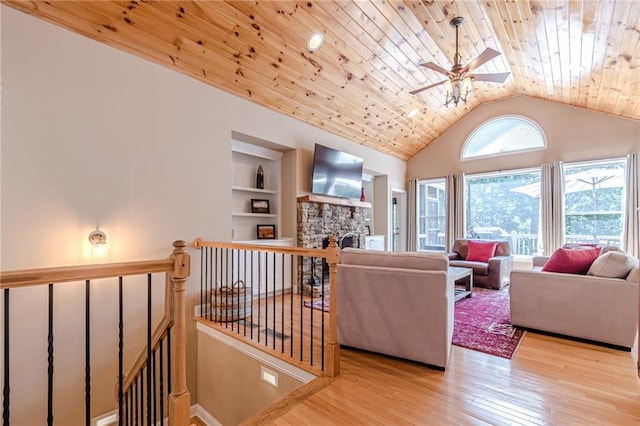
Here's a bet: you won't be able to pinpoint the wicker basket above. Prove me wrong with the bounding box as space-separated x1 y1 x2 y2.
211 280 252 322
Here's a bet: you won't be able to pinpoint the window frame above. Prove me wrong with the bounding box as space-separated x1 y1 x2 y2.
415 177 447 252
461 115 546 161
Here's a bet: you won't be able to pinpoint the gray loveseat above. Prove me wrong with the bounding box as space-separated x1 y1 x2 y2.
336 248 454 370
510 253 639 350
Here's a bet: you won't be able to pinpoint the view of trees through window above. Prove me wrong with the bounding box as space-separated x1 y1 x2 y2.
414 160 626 256
563 160 625 246
417 179 446 251
465 170 541 255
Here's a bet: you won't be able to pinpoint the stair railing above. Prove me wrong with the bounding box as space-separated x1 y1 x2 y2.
194 237 341 377
1 240 191 426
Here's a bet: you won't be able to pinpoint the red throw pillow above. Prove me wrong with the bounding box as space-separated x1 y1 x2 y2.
466 240 498 263
542 247 601 274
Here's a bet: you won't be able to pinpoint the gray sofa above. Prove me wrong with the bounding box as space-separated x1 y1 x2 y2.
336 248 454 370
510 255 639 350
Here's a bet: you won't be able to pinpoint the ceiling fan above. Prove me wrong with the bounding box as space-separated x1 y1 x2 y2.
410 17 510 106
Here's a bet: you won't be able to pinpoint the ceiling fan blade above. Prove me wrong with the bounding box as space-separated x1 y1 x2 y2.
419 62 452 76
468 72 511 83
460 47 501 74
409 80 448 95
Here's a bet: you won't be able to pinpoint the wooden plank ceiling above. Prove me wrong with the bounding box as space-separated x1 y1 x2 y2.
5 1 640 160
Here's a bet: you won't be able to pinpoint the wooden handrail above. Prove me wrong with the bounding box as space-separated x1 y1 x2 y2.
194 238 327 257
0 259 174 289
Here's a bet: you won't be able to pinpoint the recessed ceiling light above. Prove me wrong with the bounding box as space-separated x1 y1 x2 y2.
307 32 324 51
407 108 420 118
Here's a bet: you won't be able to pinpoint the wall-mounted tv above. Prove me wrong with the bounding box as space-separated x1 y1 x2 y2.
311 143 364 200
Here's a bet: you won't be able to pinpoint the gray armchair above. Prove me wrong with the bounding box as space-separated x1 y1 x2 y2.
447 239 513 290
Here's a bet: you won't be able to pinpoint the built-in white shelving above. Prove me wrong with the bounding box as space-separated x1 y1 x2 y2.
231 140 282 241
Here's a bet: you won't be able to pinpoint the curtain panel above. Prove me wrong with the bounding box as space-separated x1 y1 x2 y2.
623 153 639 256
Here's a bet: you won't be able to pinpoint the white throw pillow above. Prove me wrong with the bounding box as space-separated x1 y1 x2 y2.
587 251 635 279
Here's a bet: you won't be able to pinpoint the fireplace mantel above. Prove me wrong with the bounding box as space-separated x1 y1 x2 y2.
296 194 371 209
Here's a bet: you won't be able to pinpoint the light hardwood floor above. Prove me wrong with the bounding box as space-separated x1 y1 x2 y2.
201 293 640 425
244 331 640 425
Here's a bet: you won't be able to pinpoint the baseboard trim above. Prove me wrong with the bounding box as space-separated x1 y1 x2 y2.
190 403 222 426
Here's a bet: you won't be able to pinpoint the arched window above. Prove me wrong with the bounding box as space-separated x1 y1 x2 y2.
461 115 546 160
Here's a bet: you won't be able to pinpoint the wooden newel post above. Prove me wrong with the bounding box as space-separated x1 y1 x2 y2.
169 240 191 426
325 236 341 377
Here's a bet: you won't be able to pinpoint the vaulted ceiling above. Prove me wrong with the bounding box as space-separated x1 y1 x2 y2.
5 1 640 160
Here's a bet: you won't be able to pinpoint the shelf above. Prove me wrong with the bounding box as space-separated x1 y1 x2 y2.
232 212 278 218
297 194 371 208
232 185 277 194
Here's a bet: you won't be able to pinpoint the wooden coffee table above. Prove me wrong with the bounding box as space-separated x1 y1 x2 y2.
449 266 473 301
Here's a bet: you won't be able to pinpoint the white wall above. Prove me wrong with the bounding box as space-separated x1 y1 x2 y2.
408 95 640 179
0 6 405 423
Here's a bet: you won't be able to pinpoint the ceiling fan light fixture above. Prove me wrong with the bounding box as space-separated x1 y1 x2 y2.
307 32 324 51
444 75 472 107
410 15 508 107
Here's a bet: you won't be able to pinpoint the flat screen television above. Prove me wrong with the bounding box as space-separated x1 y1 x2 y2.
311 143 364 199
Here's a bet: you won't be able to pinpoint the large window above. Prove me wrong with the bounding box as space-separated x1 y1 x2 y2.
466 169 542 255
563 159 625 246
417 178 446 252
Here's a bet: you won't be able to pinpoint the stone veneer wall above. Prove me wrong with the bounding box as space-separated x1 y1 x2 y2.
297 202 368 249
297 201 368 292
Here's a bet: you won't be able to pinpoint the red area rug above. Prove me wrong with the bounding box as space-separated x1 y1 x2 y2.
453 287 525 359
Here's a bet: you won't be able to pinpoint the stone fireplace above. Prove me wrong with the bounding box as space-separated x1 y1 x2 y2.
297 195 369 294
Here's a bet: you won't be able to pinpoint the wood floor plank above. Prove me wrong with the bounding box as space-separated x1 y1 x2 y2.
244 333 640 424
212 294 640 425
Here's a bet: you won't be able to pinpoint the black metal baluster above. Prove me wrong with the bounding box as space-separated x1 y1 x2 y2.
264 251 268 346
122 389 127 426
167 328 172 394
257 252 261 343
281 253 285 353
159 337 164 424
118 277 124 426
85 280 91 426
310 266 316 367
152 349 157 426
321 265 326 371
213 248 219 323
250 251 254 340
224 248 233 328
208 246 213 320
243 249 247 336
231 249 236 332
134 376 138 426
47 283 54 426
200 247 205 319
146 275 152 426
3 288 10 426
139 372 143 426
291 256 297 357
300 258 307 361
272 252 276 350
